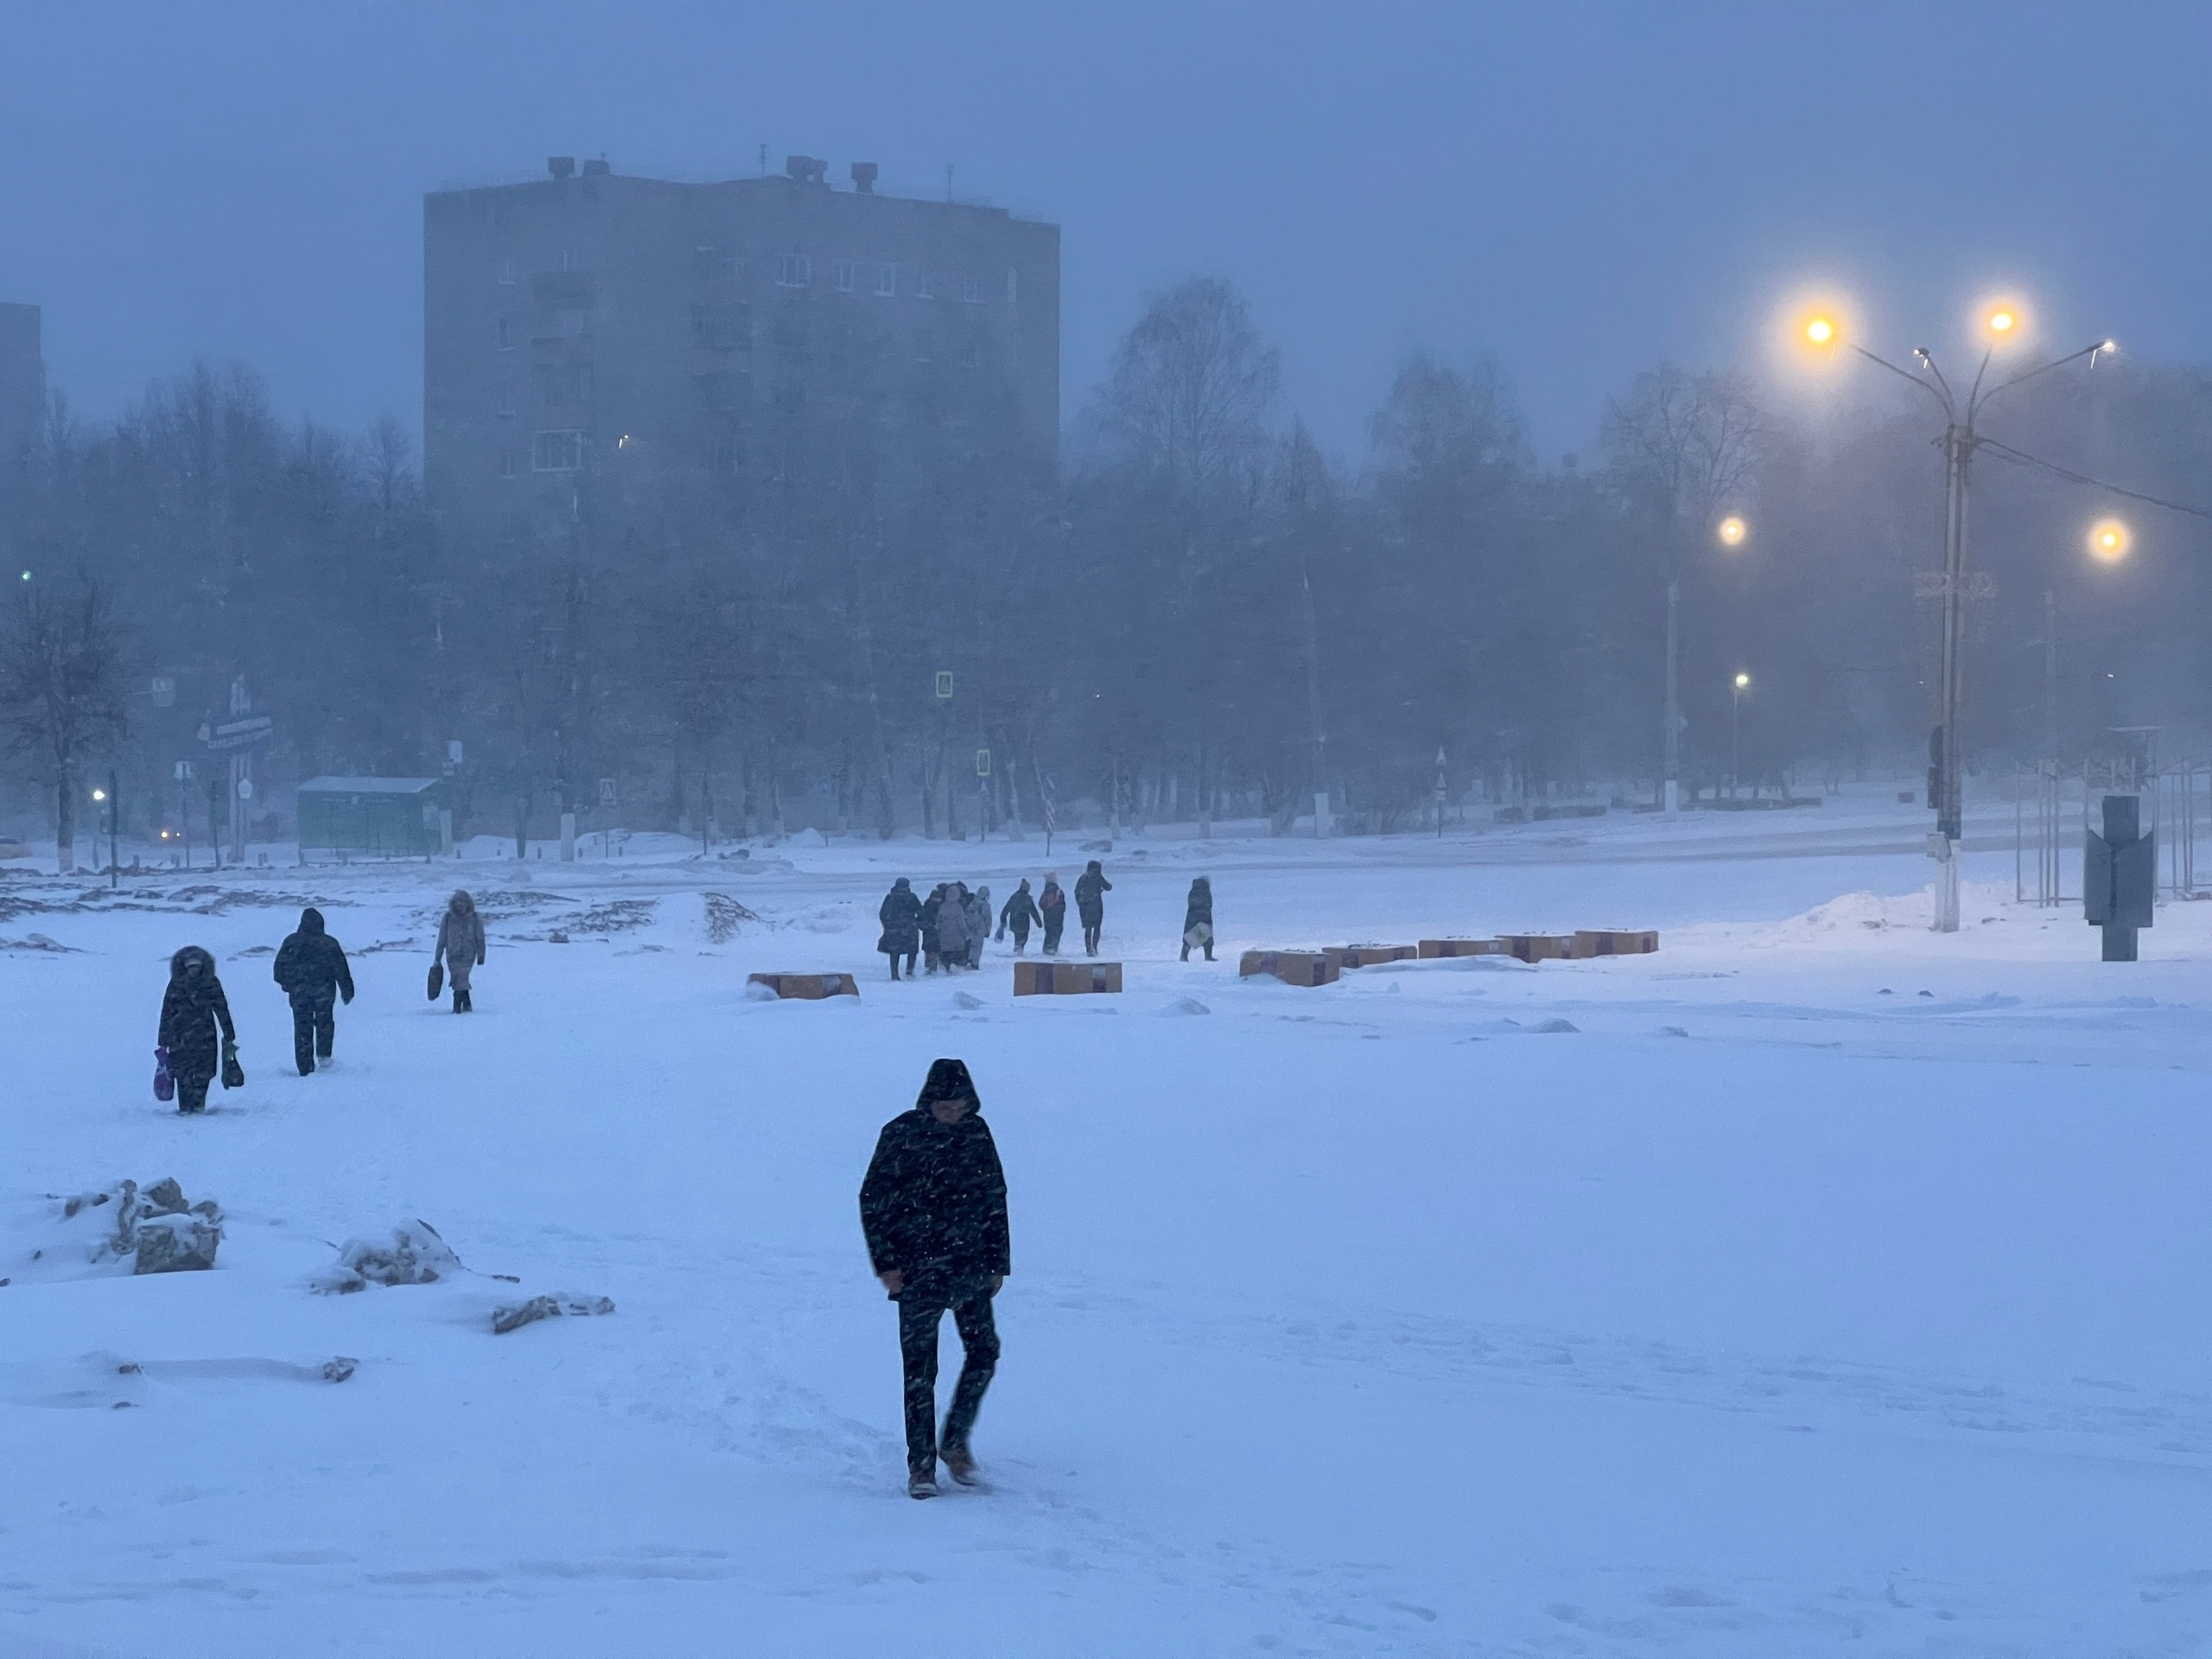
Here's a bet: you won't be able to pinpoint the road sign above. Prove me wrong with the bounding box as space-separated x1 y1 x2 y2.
448 740 465 766
935 671 955 700
150 676 176 708
174 760 196 783
199 713 274 753
238 777 254 801
598 777 618 808
975 747 991 778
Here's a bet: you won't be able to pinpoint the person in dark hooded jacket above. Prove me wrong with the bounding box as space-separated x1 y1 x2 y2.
997 879 1042 953
158 946 235 1115
1180 875 1215 962
878 878 923 979
860 1058 1010 1498
1075 860 1112 957
965 886 991 969
273 906 353 1076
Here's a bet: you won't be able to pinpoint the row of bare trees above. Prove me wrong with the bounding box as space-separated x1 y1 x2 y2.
7 279 2212 855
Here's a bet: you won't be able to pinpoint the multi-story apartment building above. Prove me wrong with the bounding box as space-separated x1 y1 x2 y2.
423 156 1059 556
0 302 43 520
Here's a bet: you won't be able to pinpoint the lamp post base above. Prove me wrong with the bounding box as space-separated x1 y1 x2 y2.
1932 843 1961 933
1663 779 1678 819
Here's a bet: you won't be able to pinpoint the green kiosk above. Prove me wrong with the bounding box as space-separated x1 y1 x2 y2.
297 777 448 858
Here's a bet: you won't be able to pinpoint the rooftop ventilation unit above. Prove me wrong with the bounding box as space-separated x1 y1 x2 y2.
850 162 879 194
784 155 828 185
547 156 576 180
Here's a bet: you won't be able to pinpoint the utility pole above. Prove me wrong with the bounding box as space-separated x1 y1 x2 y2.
2044 588 2058 758
107 767 119 889
1663 578 1681 816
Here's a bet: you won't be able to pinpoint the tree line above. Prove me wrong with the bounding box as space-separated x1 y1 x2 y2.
7 280 2212 855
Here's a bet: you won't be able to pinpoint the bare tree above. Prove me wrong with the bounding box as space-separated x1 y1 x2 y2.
1 573 129 873
1091 277 1280 498
1600 363 1768 532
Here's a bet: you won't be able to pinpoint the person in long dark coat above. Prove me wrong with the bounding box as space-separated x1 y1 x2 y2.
273 906 354 1076
920 884 947 974
1179 875 1215 962
859 1058 1010 1498
158 945 235 1116
965 886 991 970
1037 873 1067 956
1075 860 1112 957
937 884 971 973
997 879 1042 954
878 877 923 980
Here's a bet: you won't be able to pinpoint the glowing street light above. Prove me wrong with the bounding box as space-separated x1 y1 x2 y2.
1716 515 1748 547
1793 286 2112 931
91 788 106 803
1732 671 1751 690
2088 518 2131 563
1730 673 1751 799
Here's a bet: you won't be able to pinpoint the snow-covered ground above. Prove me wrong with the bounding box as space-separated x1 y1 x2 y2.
3 786 2207 1656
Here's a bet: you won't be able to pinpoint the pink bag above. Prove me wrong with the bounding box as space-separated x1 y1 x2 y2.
154 1046 175 1103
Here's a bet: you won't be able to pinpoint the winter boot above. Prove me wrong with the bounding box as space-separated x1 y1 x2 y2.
458 988 473 1013
941 1445 980 1486
907 1471 939 1500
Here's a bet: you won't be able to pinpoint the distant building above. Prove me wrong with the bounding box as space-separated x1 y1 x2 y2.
0 302 43 518
423 156 1059 556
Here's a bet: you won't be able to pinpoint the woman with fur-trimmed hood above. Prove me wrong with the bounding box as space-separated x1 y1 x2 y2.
158 946 235 1115
435 891 487 1012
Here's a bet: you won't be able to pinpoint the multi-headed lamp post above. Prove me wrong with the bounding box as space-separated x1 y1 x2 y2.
1662 515 1751 818
1801 303 2114 932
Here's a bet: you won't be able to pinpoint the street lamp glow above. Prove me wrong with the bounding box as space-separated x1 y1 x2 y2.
1804 316 1835 346
91 789 106 803
1986 308 2016 335
2088 518 2132 563
1716 515 1748 547
1732 671 1751 690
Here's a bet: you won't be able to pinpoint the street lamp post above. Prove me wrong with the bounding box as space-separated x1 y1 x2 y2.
1802 306 2113 932
1665 515 1749 818
1730 672 1750 798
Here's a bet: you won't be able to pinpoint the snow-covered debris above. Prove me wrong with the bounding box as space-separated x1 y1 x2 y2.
702 891 760 943
315 1221 463 1293
491 1293 615 1335
1161 996 1211 1016
45 1178 226 1276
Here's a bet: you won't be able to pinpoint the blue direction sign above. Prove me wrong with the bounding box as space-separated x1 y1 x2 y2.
198 713 275 753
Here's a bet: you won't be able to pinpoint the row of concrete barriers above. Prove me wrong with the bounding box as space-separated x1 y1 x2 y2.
743 929 1657 1001
1240 930 1659 987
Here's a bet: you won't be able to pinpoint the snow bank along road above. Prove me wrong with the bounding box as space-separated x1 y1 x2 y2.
3 798 2208 1656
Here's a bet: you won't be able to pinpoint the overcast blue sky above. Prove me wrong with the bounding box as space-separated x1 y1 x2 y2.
2 1 2205 462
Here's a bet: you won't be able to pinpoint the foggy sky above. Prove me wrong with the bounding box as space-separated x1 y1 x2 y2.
2 1 2206 465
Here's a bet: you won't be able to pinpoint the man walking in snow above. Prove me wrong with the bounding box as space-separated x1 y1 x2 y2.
859 1058 1010 1499
1075 859 1111 957
273 906 353 1076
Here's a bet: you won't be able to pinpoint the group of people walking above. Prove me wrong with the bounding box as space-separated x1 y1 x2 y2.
875 860 1119 980
875 862 1217 977
154 889 489 1114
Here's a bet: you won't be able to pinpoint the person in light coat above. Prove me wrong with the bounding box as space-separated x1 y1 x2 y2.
435 890 487 1012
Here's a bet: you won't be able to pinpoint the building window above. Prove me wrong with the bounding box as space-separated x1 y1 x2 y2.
497 384 517 418
957 277 986 305
1005 266 1018 303
833 258 859 293
531 430 583 472
497 257 516 286
693 246 742 283
775 252 811 288
875 262 897 297
915 270 935 300
497 316 512 350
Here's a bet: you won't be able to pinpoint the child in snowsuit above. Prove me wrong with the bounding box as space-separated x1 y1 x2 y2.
997 880 1042 953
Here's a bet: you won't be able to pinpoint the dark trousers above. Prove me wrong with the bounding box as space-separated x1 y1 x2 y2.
1081 914 1103 955
291 992 335 1075
176 1071 211 1114
1042 919 1064 954
1008 923 1030 952
898 1287 1000 1478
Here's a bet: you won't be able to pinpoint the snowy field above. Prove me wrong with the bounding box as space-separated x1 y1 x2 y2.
3 786 2208 1657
